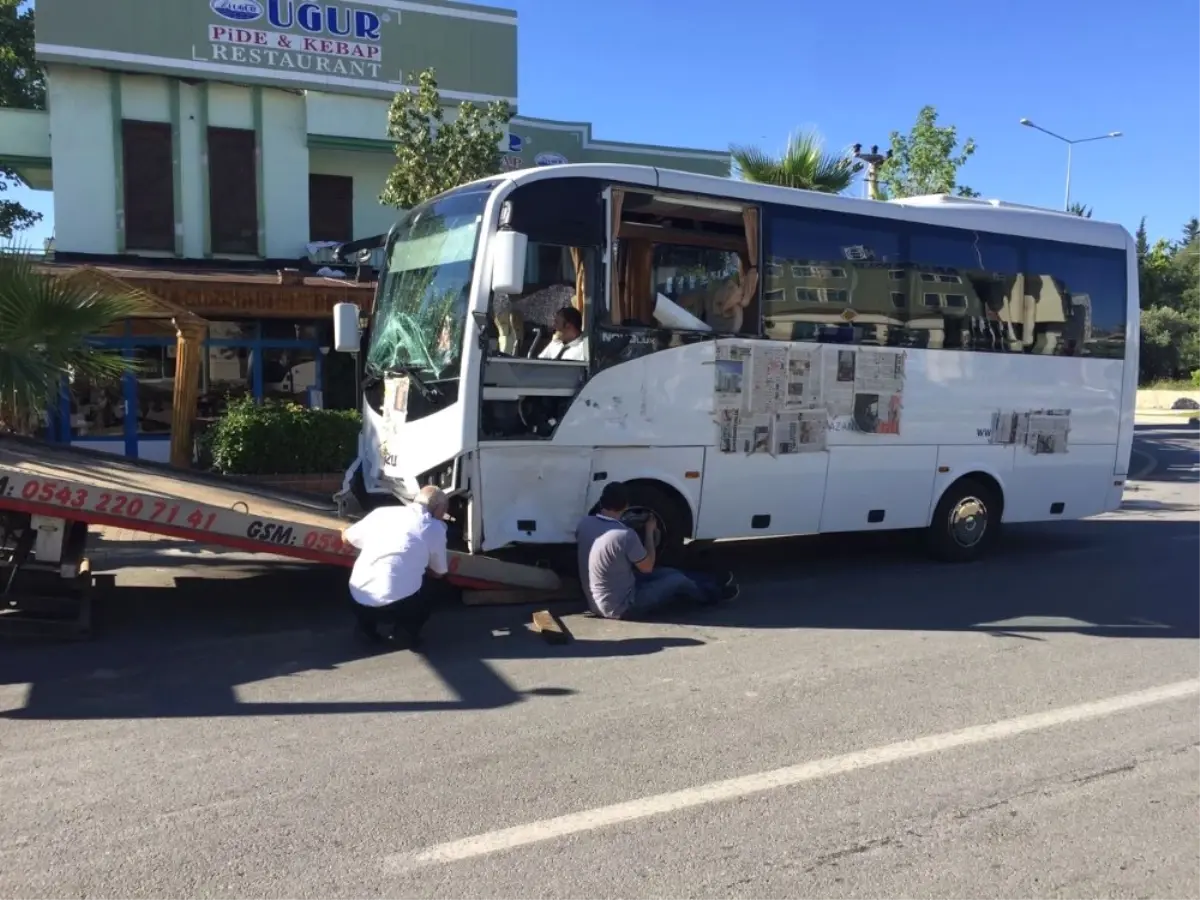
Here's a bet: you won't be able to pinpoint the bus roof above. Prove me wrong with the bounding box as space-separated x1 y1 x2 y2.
493 163 1131 251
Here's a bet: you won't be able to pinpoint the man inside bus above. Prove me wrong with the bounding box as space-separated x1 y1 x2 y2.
537 306 588 361
576 481 738 620
340 484 454 650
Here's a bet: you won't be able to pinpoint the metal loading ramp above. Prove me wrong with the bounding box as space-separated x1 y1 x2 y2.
0 435 561 592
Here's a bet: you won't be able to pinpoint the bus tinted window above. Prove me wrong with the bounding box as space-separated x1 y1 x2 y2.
1022 247 1123 362
762 207 904 345
910 228 1022 273
760 203 1128 359
907 227 1026 353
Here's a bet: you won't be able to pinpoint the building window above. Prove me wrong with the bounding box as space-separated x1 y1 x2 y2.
945 294 968 308
122 120 175 252
309 173 355 243
890 292 906 309
262 348 318 403
130 344 174 435
208 127 258 254
889 269 905 280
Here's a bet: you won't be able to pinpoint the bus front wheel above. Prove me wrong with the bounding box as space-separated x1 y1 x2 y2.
926 477 1000 563
622 482 690 565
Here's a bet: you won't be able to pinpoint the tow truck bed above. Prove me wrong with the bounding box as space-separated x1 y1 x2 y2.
0 435 559 591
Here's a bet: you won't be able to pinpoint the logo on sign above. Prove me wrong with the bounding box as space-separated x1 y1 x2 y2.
507 133 524 153
534 152 568 166
211 0 265 21
265 0 382 40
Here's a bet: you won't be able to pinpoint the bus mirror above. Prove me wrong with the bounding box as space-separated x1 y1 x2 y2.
333 302 361 353
491 229 528 295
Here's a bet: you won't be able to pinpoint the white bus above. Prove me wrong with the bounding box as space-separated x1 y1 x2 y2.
333 164 1139 564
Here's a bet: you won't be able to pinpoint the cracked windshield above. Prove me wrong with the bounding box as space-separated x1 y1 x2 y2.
366 186 492 381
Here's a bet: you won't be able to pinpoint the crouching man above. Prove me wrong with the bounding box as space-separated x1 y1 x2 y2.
576 481 738 620
341 485 453 649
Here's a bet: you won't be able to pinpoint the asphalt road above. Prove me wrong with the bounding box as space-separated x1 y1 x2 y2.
1 424 1197 899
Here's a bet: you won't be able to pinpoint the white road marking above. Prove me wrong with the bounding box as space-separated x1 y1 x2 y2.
383 679 1199 873
1129 448 1158 480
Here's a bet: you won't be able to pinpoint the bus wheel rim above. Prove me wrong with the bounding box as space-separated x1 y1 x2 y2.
625 505 665 550
949 496 987 548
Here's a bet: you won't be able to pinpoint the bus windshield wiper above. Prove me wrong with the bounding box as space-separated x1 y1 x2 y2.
394 363 437 398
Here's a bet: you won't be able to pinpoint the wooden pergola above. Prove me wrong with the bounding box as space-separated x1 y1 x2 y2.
56 267 209 469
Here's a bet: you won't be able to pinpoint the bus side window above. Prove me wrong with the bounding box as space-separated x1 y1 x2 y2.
608 191 760 337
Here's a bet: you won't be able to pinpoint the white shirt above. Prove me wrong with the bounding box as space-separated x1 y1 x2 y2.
538 334 588 361
342 504 449 607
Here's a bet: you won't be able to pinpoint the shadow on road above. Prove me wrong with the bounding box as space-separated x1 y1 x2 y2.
668 515 1199 641
0 566 702 722
3 429 1194 722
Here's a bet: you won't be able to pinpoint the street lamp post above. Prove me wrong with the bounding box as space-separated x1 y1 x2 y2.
1018 119 1122 211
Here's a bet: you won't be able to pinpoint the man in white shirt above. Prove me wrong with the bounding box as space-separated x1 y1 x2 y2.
538 306 588 362
341 485 451 649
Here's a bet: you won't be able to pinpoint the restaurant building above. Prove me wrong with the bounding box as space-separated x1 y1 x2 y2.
0 0 731 464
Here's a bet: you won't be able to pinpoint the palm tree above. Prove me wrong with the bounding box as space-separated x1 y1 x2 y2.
0 249 142 433
730 130 862 194
1067 201 1093 218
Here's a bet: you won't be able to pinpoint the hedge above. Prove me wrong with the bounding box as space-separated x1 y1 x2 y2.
206 397 361 476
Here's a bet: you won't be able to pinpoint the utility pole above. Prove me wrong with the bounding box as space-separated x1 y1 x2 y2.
853 144 891 200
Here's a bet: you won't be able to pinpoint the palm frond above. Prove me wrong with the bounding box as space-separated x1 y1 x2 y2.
731 129 862 194
0 251 142 429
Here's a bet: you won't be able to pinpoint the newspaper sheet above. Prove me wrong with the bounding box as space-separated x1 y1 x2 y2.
716 408 774 455
772 409 828 454
748 344 789 414
1026 410 1071 454
851 348 905 434
784 345 821 411
822 347 906 434
713 343 748 411
824 348 858 418
988 408 1070 454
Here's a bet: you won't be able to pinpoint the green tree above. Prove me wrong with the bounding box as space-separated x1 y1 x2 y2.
1182 217 1199 246
1135 217 1149 259
0 251 139 431
379 67 512 210
0 0 44 239
875 105 979 199
1140 304 1199 382
1067 201 1092 218
730 130 861 194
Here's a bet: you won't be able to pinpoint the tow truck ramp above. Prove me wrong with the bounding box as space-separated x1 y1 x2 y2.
0 436 560 637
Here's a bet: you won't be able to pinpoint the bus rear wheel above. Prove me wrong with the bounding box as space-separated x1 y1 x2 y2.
621 482 690 565
926 477 1000 563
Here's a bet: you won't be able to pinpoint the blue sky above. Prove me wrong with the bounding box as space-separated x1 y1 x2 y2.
11 0 1199 246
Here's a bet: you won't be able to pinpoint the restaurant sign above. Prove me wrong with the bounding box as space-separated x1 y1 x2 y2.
35 0 519 102
208 0 386 80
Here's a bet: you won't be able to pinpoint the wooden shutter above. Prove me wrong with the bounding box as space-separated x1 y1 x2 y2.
309 174 354 243
122 120 175 252
207 127 258 255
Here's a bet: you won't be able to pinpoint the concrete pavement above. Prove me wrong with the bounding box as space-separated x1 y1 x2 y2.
0 423 1196 899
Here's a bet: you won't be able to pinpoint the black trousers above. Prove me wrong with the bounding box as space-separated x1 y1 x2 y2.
350 578 453 639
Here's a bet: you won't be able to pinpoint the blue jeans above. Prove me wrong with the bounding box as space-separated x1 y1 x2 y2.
621 567 722 620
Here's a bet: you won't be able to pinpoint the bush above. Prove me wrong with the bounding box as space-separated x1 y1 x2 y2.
206 397 361 475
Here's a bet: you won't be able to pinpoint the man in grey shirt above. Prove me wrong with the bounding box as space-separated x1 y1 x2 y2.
576 481 738 620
